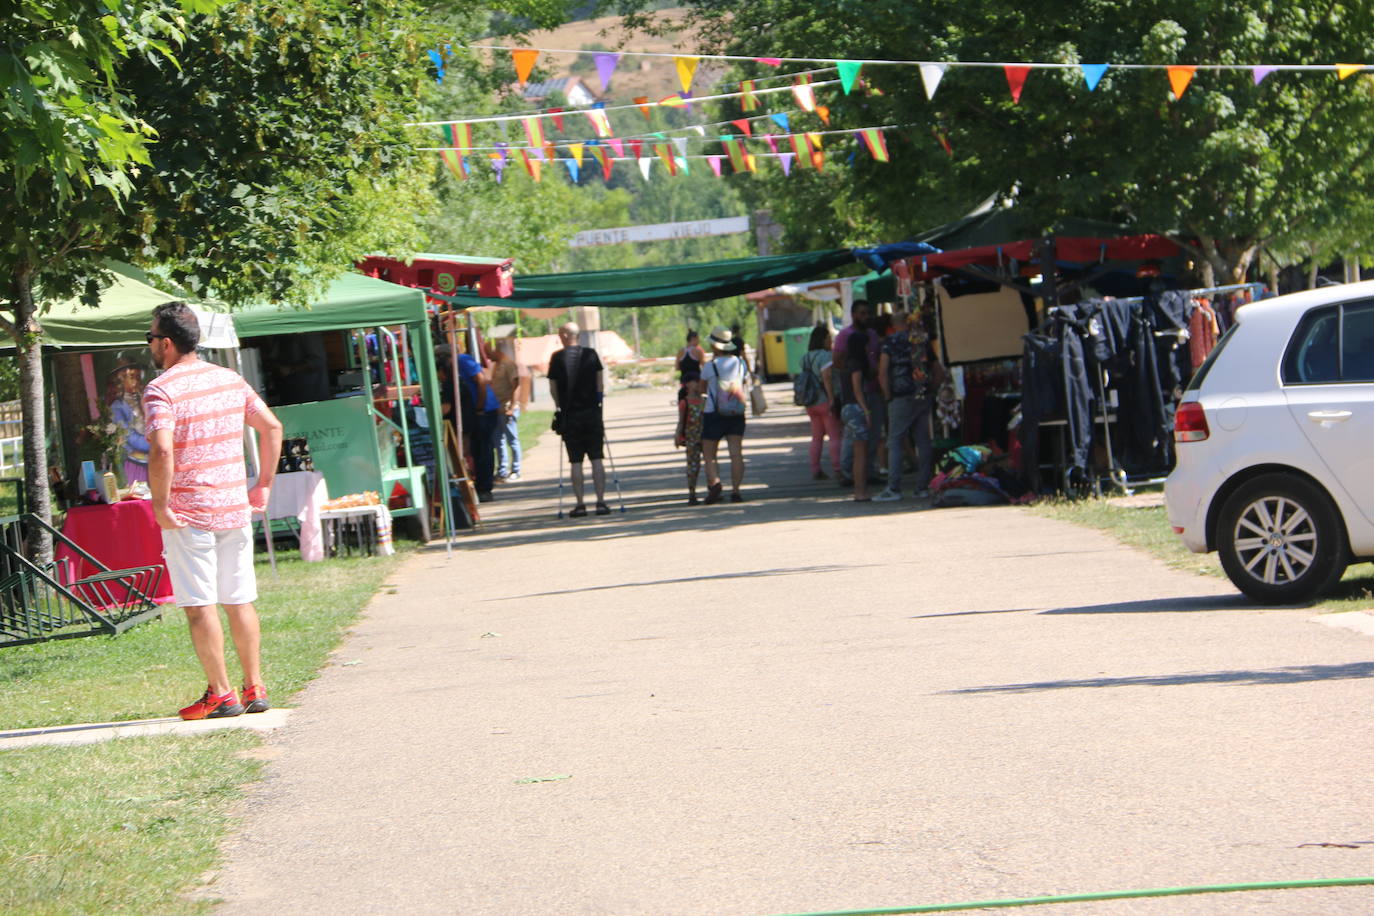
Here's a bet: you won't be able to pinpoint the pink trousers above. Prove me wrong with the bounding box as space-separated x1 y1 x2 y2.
806 404 842 475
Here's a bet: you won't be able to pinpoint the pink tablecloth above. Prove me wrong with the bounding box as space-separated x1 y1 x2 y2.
56 499 174 605
260 471 328 562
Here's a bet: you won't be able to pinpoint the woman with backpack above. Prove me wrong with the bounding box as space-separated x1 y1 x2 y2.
797 323 841 481
700 327 749 504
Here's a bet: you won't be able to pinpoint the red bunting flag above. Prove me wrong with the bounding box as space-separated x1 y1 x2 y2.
628 138 644 159
654 142 678 176
860 128 889 162
731 118 753 138
1004 65 1031 103
511 49 538 86
1167 65 1197 99
547 107 565 132
589 145 612 180
740 80 759 112
519 149 541 182
933 127 953 157
634 97 653 121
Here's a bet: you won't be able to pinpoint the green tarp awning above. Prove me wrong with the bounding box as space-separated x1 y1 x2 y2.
24 264 193 349
232 272 427 337
429 249 856 310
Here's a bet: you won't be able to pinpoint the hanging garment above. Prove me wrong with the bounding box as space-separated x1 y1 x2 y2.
1188 297 1220 370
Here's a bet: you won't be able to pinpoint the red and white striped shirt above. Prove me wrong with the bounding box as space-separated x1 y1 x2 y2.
143 360 267 530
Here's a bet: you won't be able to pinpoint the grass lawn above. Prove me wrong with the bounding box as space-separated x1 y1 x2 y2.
0 546 405 913
1034 491 1374 612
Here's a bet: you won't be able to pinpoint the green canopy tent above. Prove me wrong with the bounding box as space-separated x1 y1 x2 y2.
427 249 857 310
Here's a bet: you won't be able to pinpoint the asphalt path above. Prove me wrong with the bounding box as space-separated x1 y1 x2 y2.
210 385 1374 915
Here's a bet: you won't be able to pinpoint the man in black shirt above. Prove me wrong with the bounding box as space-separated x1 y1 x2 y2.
547 322 608 517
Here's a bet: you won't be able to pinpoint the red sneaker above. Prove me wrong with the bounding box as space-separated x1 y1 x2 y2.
179 688 244 721
241 684 270 714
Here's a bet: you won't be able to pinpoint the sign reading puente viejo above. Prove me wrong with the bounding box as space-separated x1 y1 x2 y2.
569 216 751 248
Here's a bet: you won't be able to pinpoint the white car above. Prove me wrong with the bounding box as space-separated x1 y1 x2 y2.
1165 280 1374 603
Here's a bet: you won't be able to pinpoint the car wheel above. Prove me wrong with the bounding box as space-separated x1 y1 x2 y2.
1216 473 1347 605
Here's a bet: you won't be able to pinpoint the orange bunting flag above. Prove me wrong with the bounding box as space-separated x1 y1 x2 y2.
1336 64 1364 79
543 143 557 163
675 56 700 93
634 97 653 121
731 118 752 138
810 148 824 172
859 128 889 163
523 116 545 148
439 150 467 180
1167 65 1197 99
815 105 830 125
569 143 585 167
585 109 612 138
740 80 759 112
511 49 538 86
654 141 678 176
933 127 953 157
589 145 611 180
1004 65 1031 103
519 149 541 182
547 107 565 132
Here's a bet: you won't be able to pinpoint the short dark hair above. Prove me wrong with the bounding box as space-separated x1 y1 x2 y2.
686 329 698 344
152 301 200 353
807 323 830 351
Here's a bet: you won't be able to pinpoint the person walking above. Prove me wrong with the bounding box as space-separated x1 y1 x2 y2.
487 344 522 483
143 302 283 720
674 330 707 504
839 325 876 502
876 310 942 500
800 323 841 480
548 322 609 517
457 346 499 501
701 327 748 504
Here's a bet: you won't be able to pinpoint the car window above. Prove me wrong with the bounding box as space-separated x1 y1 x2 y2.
1282 306 1340 384
1340 301 1374 382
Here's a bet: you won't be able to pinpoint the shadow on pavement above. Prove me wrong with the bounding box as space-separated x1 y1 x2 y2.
944 661 1374 694
485 563 877 601
1039 594 1252 614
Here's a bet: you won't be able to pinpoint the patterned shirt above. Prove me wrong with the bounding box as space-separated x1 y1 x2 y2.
143 360 267 530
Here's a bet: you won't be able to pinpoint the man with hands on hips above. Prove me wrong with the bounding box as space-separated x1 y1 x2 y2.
144 302 283 720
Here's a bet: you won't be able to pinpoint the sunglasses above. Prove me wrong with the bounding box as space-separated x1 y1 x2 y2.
145 332 168 343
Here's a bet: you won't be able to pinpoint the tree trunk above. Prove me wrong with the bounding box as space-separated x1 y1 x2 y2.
13 269 52 566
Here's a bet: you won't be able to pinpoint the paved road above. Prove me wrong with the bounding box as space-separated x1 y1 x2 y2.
212 386 1374 915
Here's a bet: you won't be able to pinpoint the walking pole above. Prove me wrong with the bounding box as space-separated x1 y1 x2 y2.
556 438 565 519
602 433 627 513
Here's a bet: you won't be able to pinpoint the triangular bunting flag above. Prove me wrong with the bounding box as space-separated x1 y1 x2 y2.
638 157 653 181
789 133 812 169
589 145 611 180
529 147 546 162
511 49 538 86
585 109 611 138
675 56 700 93
1337 64 1363 79
594 52 620 93
806 131 823 150
1252 66 1277 85
933 127 952 157
740 80 759 112
547 107 565 132
443 122 473 151
659 94 687 108
519 149 541 182
629 139 644 159
607 138 625 157
919 63 946 100
490 153 506 184
810 149 824 172
770 112 790 133
543 142 556 162
673 137 690 161
837 61 863 94
762 133 778 154
860 128 889 163
792 79 816 112
779 152 794 176
721 136 747 173
1167 65 1196 99
634 97 652 121
707 155 723 177
569 143 585 166
731 118 753 138
1004 65 1031 103
439 150 467 180
755 57 782 66
494 142 509 164
692 125 706 136
564 158 580 183
523 116 544 148
746 153 757 172
654 142 677 176
815 105 830 125
1081 64 1109 92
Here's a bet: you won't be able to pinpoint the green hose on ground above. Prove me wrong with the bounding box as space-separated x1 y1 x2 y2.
769 876 1374 916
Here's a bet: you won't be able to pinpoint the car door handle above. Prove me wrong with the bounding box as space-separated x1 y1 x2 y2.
1307 409 1353 424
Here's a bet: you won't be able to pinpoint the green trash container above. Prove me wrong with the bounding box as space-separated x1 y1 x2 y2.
782 326 813 377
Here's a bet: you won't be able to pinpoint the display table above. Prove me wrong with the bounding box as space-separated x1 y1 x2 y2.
319 504 395 558
259 471 328 562
56 499 174 606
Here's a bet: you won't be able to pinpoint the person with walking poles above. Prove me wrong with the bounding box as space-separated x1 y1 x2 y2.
701 327 748 504
876 310 943 501
143 302 284 720
548 321 610 517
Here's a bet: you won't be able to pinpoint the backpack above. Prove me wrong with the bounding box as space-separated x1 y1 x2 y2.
707 358 747 416
792 352 824 407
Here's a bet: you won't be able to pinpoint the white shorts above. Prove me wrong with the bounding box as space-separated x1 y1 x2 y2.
161 525 258 607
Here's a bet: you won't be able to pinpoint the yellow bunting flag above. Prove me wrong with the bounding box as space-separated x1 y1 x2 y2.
585 109 611 138
523 116 544 148
1337 64 1364 79
511 49 538 86
740 80 759 112
654 142 677 176
589 145 611 180
634 97 653 121
675 56 700 93
745 153 757 172
439 150 467 180
659 94 687 108
569 143 585 167
1167 65 1197 99
860 128 889 162
807 132 823 150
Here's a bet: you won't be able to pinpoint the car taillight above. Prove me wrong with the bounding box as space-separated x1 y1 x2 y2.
1174 401 1209 442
